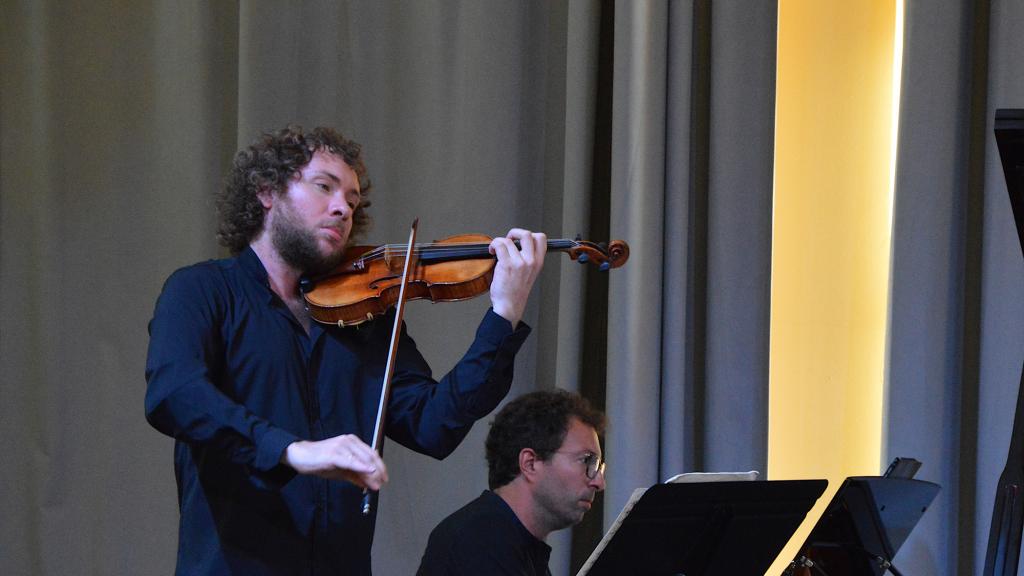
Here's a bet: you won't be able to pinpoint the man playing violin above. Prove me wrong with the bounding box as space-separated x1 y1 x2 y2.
144 126 546 575
417 389 606 575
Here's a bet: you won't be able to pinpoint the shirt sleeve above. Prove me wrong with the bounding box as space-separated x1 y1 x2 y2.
143 266 299 489
384 308 531 459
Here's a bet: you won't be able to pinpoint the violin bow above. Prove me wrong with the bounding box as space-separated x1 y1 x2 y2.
362 218 419 515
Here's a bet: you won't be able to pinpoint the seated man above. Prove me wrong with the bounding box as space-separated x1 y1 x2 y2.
417 390 606 575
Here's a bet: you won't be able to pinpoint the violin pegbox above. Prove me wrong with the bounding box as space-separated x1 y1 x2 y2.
566 237 630 271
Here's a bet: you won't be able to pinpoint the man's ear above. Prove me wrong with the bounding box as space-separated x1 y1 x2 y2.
257 187 274 210
519 448 541 482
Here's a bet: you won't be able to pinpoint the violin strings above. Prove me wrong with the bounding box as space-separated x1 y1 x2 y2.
356 240 581 265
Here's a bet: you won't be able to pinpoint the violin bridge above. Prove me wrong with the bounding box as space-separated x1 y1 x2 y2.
337 319 345 328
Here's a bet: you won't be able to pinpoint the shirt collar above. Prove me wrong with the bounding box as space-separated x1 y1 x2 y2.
239 246 325 340
483 490 552 553
239 245 317 295
238 246 276 302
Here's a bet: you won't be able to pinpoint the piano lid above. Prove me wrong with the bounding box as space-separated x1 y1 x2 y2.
995 109 1024 259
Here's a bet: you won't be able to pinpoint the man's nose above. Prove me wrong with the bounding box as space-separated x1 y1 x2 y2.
590 470 606 491
329 194 352 218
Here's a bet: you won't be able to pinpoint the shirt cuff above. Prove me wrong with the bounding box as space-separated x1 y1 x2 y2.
255 426 302 472
477 307 531 347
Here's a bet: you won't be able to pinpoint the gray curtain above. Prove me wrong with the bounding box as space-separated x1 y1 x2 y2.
2 2 241 575
886 0 1024 574
977 1 1024 573
1 1 774 573
603 0 777 528
0 1 608 574
25 0 1024 575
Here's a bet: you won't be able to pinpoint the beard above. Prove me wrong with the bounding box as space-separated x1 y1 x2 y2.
270 201 348 276
534 476 590 533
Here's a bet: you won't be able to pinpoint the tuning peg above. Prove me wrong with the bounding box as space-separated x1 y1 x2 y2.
599 262 611 272
578 253 590 264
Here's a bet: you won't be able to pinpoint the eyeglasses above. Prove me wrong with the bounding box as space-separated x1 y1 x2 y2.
556 451 605 480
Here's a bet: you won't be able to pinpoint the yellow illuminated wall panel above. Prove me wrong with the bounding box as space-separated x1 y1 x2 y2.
768 0 902 573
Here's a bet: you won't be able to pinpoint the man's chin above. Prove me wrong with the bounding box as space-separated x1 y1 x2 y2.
565 505 589 525
303 255 344 276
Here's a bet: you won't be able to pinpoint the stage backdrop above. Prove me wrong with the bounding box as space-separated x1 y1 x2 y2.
1 1 1021 575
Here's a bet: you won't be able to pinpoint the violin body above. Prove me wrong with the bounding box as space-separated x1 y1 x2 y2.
302 233 629 327
305 234 495 326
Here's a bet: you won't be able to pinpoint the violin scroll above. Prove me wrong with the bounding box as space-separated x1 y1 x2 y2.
565 239 630 271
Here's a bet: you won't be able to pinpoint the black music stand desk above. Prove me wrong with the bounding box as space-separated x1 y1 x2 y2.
578 479 828 576
789 477 940 576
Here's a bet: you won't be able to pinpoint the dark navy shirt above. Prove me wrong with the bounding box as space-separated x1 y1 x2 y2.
145 247 530 575
417 490 552 576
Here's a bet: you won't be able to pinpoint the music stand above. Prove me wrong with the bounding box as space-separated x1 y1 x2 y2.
578 479 827 576
789 477 940 576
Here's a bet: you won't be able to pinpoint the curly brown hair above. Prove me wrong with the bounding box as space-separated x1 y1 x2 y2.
485 390 605 490
216 126 372 254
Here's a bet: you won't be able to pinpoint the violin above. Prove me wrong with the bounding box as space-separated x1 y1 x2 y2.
301 233 630 327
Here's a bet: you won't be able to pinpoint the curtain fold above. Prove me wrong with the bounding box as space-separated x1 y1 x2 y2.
702 0 777 475
604 0 778 527
974 0 1024 574
885 0 1024 574
605 0 671 525
886 0 979 572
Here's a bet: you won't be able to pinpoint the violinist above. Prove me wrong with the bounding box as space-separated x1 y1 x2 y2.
144 125 546 576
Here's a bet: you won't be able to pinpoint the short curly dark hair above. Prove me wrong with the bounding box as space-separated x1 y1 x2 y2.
486 390 605 490
216 125 372 254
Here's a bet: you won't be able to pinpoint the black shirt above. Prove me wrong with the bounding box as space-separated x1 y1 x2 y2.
144 248 530 575
417 490 553 576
